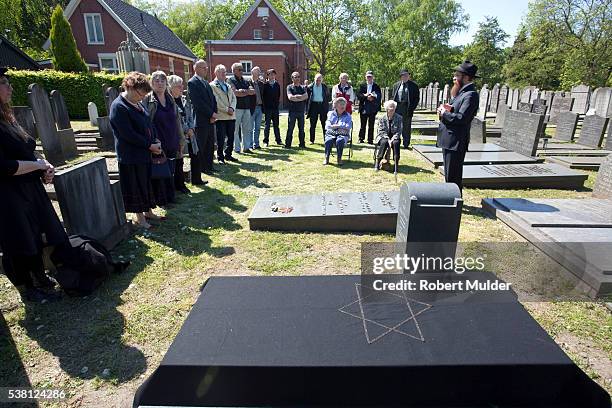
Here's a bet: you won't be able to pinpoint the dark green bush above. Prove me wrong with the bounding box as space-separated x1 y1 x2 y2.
50 5 89 73
8 69 123 118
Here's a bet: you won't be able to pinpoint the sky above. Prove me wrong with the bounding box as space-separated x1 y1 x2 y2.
448 0 532 47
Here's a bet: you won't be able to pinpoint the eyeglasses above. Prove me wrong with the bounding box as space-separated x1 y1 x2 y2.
135 89 147 98
292 76 300 79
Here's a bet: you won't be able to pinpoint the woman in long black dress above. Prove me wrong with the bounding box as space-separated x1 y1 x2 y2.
109 72 162 229
0 67 67 302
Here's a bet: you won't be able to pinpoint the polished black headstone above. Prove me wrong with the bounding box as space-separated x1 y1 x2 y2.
547 155 606 171
554 111 579 142
50 90 71 130
248 191 399 232
499 109 544 157
419 151 542 167
578 115 609 148
532 98 547 115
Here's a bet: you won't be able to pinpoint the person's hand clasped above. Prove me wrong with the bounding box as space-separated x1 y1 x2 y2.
150 142 162 154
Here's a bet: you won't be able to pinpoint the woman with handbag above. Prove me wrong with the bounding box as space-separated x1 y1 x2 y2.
143 71 184 206
110 72 162 230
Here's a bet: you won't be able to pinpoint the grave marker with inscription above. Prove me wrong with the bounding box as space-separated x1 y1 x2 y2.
490 84 500 113
471 117 486 143
457 163 588 189
12 106 37 139
88 102 99 126
591 87 611 117
499 109 544 157
442 84 450 104
577 115 609 148
511 88 520 110
50 90 71 130
498 85 509 111
548 96 574 124
520 87 533 103
493 104 509 128
518 102 532 112
553 111 579 142
570 84 591 115
104 87 120 116
532 99 547 115
478 85 490 120
28 84 64 164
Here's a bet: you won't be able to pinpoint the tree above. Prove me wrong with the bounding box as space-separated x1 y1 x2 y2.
463 16 508 86
49 5 88 73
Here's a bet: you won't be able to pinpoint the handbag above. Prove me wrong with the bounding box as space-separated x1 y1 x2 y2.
151 151 172 179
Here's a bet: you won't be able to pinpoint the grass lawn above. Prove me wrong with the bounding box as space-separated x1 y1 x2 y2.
1 114 610 407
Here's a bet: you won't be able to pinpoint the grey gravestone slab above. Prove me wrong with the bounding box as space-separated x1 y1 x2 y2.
553 111 578 142
413 143 509 154
606 124 612 150
28 83 64 164
50 90 71 130
532 99 547 115
498 85 509 110
593 154 612 199
577 115 609 148
482 196 612 297
499 109 543 157
520 87 532 103
104 87 120 116
12 106 37 139
547 156 606 171
248 191 400 232
529 89 540 104
419 151 542 168
511 88 520 110
478 85 489 120
570 84 591 115
471 117 486 143
493 104 509 127
396 182 462 266
591 87 612 117
97 116 115 149
489 84 500 113
88 102 99 126
456 163 587 189
548 96 574 125
53 157 129 249
518 102 532 112
543 91 555 115
57 128 78 158
419 88 424 109
442 84 450 104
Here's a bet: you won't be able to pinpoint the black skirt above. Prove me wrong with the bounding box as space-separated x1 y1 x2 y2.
0 179 68 256
118 162 156 213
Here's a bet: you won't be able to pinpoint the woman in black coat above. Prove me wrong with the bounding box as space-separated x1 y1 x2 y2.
0 68 67 302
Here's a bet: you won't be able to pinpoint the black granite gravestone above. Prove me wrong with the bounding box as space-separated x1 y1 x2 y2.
12 106 37 139
413 143 508 154
499 109 543 156
97 116 115 149
570 84 591 115
548 96 574 124
28 84 65 164
578 114 609 148
50 90 71 130
248 191 400 232
552 111 579 142
532 98 547 115
395 182 462 268
547 156 607 170
104 86 120 116
418 151 542 168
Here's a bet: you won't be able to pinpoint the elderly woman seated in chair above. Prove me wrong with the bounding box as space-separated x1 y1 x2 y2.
374 100 403 171
323 97 352 166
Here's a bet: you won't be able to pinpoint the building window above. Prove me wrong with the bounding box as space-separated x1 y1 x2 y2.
169 58 175 74
240 60 252 74
269 29 274 39
98 53 118 73
257 7 269 17
253 29 262 40
84 14 104 44
184 62 190 82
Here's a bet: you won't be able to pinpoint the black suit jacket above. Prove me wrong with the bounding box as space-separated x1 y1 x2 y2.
262 81 281 111
306 83 330 114
436 83 479 152
356 82 382 115
392 80 419 114
187 75 217 128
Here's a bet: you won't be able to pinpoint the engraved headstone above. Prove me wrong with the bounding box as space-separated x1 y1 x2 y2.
511 88 520 110
50 90 71 130
53 157 129 248
518 102 532 112
554 111 579 142
470 117 486 143
499 110 544 157
498 85 509 110
27 84 64 164
570 84 591 115
442 84 450 104
543 91 555 115
478 85 490 120
532 99 547 115
12 106 37 139
419 88 425 109
548 96 574 124
88 102 99 126
104 86 120 116
593 155 612 199
591 87 612 117
520 87 533 103
529 89 540 104
460 163 588 189
97 116 115 149
578 114 609 148
489 83 501 113
494 104 509 127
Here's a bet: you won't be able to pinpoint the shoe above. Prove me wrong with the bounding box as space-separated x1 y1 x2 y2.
226 156 239 162
323 155 330 165
368 140 374 145
284 144 291 149
299 144 306 148
264 143 269 147
243 149 252 154
337 157 343 166
218 158 226 164
235 150 241 154
276 140 283 146
254 145 261 150
310 140 315 144
359 139 364 143
192 180 209 186
374 160 380 171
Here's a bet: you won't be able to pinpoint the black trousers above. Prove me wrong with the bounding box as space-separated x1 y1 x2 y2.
188 141 202 184
359 112 377 143
376 137 401 161
442 148 467 193
401 110 414 147
196 124 215 172
263 109 281 144
216 120 236 160
285 112 305 147
174 158 186 190
2 252 44 288
308 102 327 143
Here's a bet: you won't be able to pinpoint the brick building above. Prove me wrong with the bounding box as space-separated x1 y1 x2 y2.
44 0 196 80
205 0 312 107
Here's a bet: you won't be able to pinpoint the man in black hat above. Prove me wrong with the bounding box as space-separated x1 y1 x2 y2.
356 71 382 144
436 60 480 193
392 69 419 148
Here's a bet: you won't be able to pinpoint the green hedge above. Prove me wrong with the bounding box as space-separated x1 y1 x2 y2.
7 69 124 119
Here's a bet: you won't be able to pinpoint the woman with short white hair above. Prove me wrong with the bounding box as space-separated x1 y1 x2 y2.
331 73 355 114
374 99 403 171
323 97 352 165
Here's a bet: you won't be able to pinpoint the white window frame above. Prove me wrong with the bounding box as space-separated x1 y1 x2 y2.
97 53 118 73
269 29 274 39
84 13 104 45
240 60 252 74
253 29 262 40
169 57 175 74
257 7 269 17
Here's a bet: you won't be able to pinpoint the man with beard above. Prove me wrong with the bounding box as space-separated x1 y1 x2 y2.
436 61 480 194
392 69 419 149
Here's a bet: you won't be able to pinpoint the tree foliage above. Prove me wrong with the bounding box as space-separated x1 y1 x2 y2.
49 5 88 73
463 16 508 86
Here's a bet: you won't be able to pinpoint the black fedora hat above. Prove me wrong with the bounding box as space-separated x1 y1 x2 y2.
454 60 480 78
